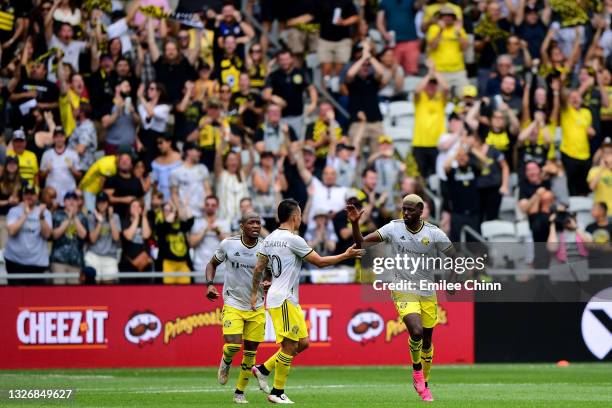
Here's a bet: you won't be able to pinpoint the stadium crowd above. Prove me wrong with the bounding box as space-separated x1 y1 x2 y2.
0 0 611 284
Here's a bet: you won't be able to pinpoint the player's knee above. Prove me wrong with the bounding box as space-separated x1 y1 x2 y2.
281 340 299 356
409 326 423 341
297 339 309 354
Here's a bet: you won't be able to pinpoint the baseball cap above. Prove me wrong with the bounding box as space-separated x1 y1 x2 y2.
438 6 457 17
462 85 478 98
302 145 315 154
118 144 134 155
378 135 393 144
337 143 356 151
53 126 66 135
22 185 37 195
96 191 110 202
64 191 78 200
12 129 26 141
208 97 222 109
5 156 18 165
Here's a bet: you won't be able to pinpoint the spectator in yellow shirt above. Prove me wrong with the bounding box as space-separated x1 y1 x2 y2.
421 0 463 33
588 141 612 214
426 7 469 97
560 90 595 196
7 130 38 188
412 62 449 178
58 60 87 137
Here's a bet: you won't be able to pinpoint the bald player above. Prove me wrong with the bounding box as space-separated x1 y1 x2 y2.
347 194 455 402
205 211 269 404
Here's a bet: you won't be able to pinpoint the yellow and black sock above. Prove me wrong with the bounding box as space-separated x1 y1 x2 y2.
222 343 242 365
409 337 423 370
421 344 434 383
271 351 293 395
258 350 278 375
236 350 257 392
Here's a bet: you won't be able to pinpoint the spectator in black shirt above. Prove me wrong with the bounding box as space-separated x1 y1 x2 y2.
471 135 510 222
289 0 358 90
474 1 512 95
519 161 555 267
585 202 612 268
263 49 317 139
230 73 264 136
9 62 59 126
174 81 205 143
345 42 387 153
515 4 549 60
444 145 483 242
104 153 144 222
146 19 196 104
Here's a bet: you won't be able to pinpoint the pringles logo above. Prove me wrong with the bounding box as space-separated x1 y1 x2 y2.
347 310 384 343
124 311 162 346
163 308 222 344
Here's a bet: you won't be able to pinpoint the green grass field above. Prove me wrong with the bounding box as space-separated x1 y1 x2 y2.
1 364 611 407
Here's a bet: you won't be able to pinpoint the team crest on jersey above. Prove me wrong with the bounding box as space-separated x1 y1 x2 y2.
224 321 232 328
293 74 303 84
421 237 430 245
291 325 299 335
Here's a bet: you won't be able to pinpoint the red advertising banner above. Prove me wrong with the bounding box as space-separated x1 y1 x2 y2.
0 285 473 369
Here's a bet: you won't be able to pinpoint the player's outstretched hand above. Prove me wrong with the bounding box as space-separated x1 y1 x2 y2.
206 285 220 301
345 244 365 259
346 204 364 224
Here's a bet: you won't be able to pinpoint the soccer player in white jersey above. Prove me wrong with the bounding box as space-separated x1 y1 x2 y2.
205 211 268 404
347 194 455 402
249 199 364 404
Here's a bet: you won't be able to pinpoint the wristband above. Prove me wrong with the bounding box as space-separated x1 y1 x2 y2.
206 280 214 286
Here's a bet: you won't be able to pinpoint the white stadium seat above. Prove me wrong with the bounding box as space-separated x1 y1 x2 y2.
481 220 518 242
568 196 594 229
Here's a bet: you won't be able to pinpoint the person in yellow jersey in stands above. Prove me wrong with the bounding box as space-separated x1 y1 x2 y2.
412 61 449 178
588 139 612 215
421 0 463 32
78 145 132 213
425 7 469 98
560 89 595 196
7 129 38 188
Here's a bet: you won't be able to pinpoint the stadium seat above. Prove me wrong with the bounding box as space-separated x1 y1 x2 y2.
481 220 518 242
499 195 517 222
568 196 594 229
427 174 440 195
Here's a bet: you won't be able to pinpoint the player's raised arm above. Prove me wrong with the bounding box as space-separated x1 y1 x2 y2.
250 254 269 310
346 204 384 249
304 244 365 268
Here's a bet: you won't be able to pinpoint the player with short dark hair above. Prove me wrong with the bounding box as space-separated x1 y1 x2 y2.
205 211 268 404
347 194 455 402
249 199 364 404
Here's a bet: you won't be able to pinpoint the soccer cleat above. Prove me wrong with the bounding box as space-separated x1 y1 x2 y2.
233 393 249 404
251 365 270 394
218 357 231 385
421 387 434 402
267 393 294 404
412 369 426 396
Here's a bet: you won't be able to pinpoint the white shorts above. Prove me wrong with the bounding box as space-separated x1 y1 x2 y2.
85 251 119 282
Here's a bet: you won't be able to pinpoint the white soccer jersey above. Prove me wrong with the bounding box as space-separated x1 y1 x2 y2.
377 220 452 296
214 236 264 311
259 228 314 308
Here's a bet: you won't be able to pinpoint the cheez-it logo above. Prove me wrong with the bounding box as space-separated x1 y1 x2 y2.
16 306 109 350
